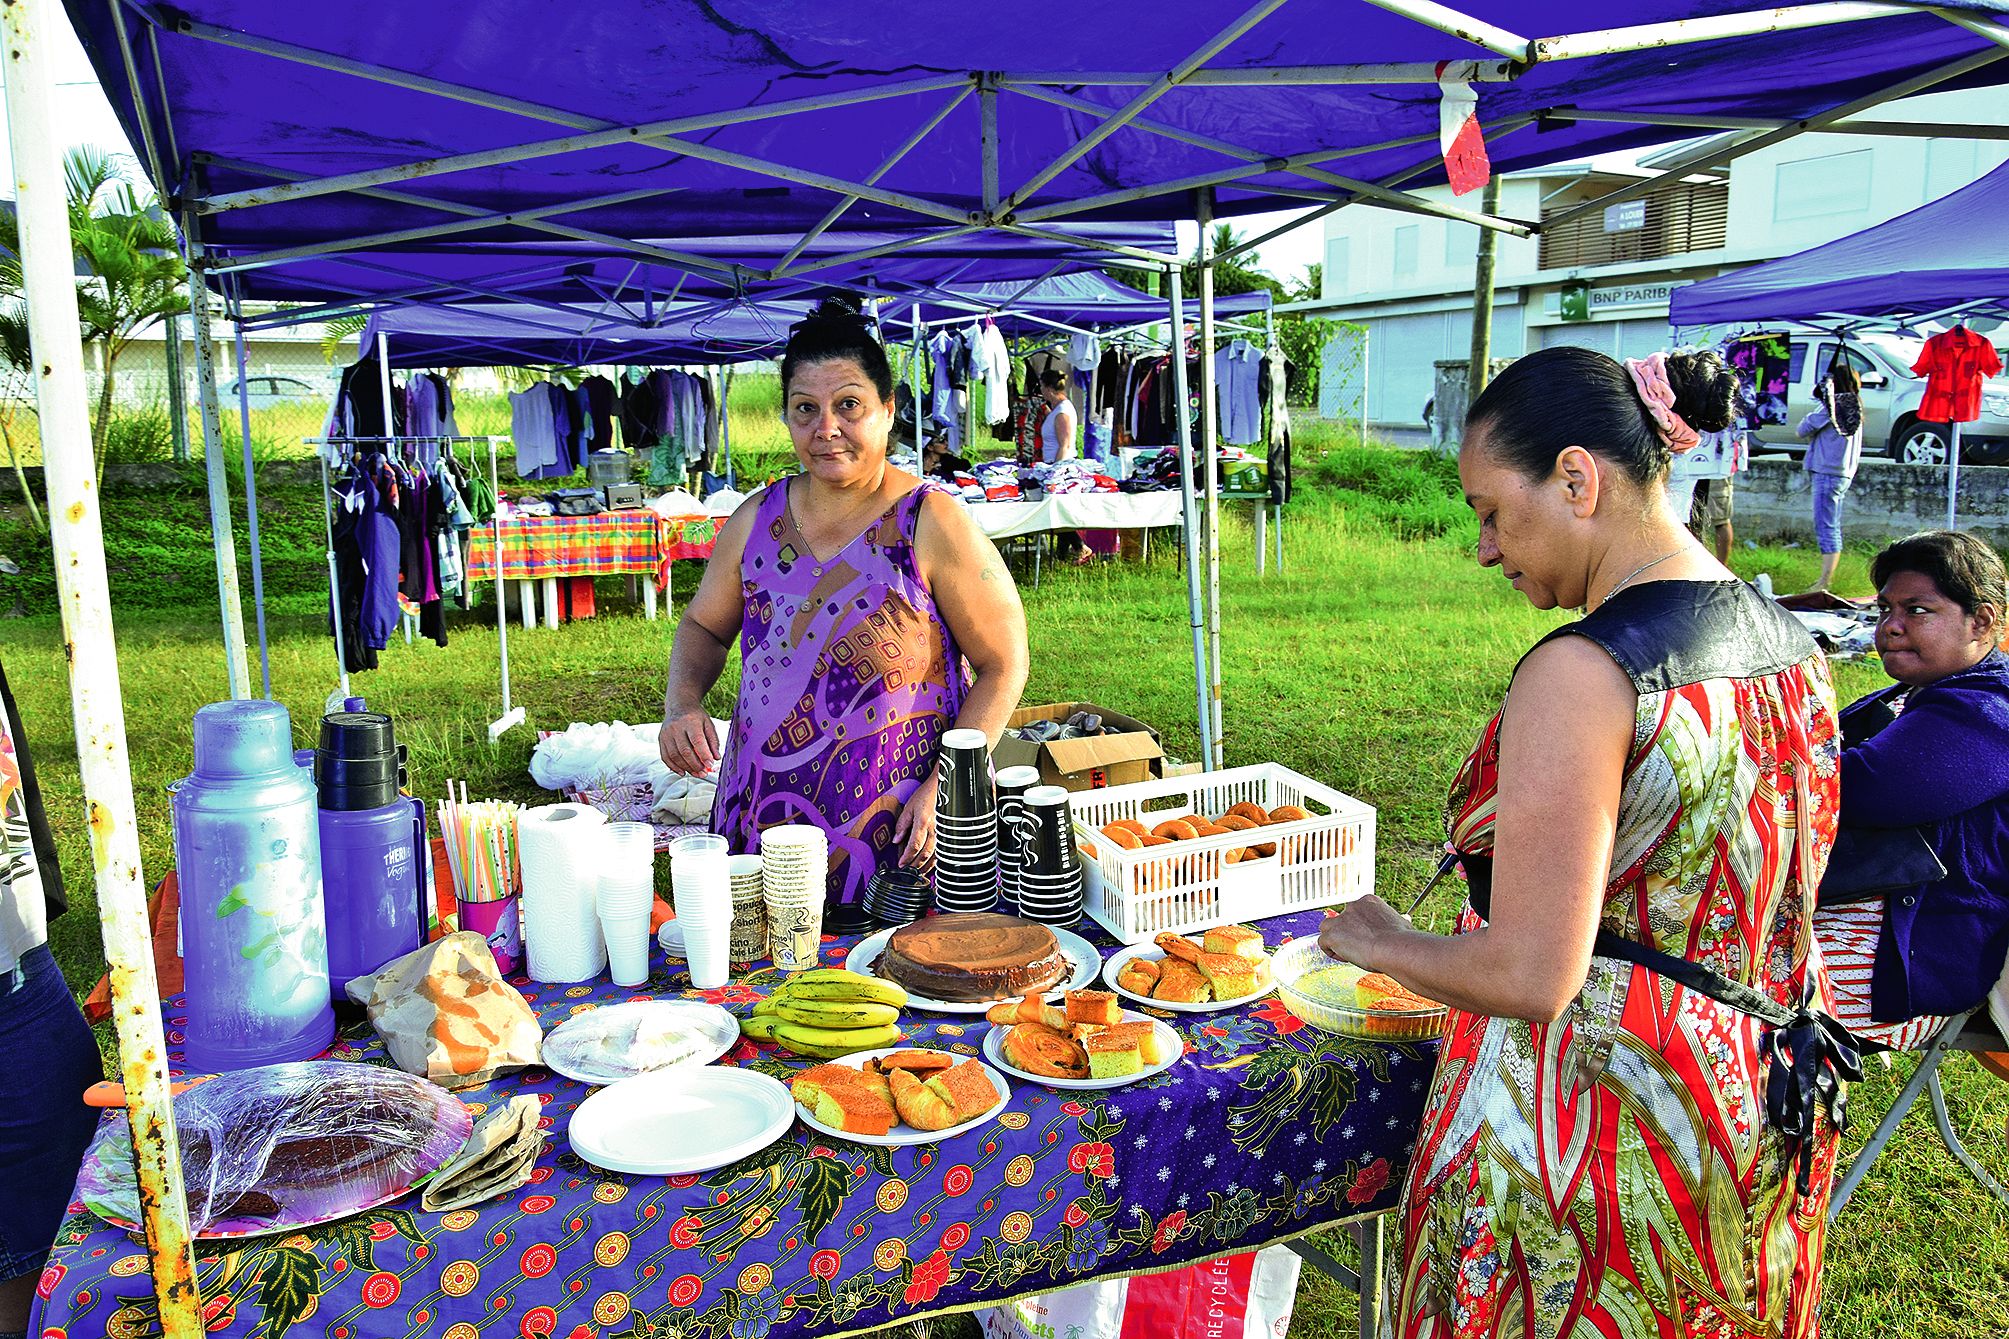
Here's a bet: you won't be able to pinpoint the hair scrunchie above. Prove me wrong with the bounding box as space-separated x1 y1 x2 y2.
1624 352 1701 454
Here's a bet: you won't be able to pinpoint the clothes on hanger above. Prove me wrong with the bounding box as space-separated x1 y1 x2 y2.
511 384 559 477
1213 338 1263 445
1725 333 1791 430
1913 325 2003 424
581 374 617 450
331 355 407 439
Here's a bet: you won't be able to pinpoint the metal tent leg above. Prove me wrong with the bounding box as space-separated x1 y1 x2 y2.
1284 1216 1387 1339
183 246 252 699
1929 1070 2009 1211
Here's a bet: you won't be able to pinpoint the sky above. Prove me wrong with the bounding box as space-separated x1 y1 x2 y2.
7 19 1329 288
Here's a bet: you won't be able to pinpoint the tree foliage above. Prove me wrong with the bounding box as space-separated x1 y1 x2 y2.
0 145 188 475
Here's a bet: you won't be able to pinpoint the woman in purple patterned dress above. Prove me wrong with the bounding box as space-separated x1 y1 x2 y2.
658 298 1029 914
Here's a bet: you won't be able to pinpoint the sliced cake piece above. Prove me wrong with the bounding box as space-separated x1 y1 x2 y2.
1202 924 1265 960
1196 951 1260 1001
876 1050 955 1073
790 1063 863 1113
928 1058 1003 1122
1084 1029 1143 1079
1065 990 1122 1026
1100 1020 1169 1067
814 1083 894 1136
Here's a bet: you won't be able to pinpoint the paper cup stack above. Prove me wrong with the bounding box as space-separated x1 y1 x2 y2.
1016 785 1085 928
932 728 1000 914
670 834 733 989
727 855 768 970
597 822 656 988
518 804 609 983
761 825 828 970
993 765 1043 913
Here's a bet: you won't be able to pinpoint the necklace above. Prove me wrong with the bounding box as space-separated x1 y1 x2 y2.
1590 548 1684 612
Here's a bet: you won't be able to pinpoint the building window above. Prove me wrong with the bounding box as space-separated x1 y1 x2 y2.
1392 225 1419 280
1925 139 1979 200
1772 150 1872 223
1324 237 1349 297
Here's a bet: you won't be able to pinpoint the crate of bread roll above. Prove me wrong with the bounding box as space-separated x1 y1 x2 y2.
1068 763 1374 942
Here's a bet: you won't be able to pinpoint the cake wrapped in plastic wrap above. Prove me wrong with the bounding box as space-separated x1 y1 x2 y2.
79 1061 471 1237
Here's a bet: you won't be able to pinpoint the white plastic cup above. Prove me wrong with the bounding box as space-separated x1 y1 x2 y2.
684 913 731 988
601 910 651 987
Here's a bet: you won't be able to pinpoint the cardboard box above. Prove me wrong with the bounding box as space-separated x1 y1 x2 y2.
994 701 1165 792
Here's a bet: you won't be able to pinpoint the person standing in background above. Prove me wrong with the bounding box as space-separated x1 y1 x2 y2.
1798 363 1865 593
0 655 103 1339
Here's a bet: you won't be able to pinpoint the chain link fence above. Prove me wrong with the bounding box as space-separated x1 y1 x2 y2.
1315 319 1369 433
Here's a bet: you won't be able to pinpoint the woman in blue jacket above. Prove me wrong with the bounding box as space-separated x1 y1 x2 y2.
1798 362 1864 593
1816 530 2009 1048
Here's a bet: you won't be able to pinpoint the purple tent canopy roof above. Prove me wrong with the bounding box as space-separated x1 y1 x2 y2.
1669 158 2009 327
358 298 813 368
224 225 1178 308
64 2 2009 295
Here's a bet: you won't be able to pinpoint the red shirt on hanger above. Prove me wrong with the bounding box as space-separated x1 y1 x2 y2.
1912 326 2002 423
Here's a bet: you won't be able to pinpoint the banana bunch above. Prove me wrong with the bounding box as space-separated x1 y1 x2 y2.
744 969 909 1059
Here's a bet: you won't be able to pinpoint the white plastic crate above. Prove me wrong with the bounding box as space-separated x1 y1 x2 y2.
1067 763 1375 942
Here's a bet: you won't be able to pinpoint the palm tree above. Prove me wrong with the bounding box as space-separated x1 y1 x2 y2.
0 146 188 477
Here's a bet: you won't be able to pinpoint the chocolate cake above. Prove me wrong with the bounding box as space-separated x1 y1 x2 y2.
879 913 1069 1003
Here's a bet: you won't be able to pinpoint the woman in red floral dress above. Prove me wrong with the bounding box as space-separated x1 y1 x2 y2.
1321 346 1846 1338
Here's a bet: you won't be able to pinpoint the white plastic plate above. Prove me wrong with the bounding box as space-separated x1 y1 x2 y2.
981 1011 1182 1090
542 1000 740 1087
792 1047 1010 1147
569 1067 792 1175
1101 942 1273 1014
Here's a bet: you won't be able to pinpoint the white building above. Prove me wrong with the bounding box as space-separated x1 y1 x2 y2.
1288 89 2009 429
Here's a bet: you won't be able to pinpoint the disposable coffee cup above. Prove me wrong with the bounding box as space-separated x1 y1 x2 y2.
766 895 824 969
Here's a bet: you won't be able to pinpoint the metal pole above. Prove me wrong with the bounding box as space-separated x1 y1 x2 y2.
162 313 189 462
375 329 396 440
1361 329 1370 450
1949 423 1961 530
230 309 272 698
1197 191 1224 770
487 438 524 740
318 449 352 700
911 307 926 454
182 248 252 699
1168 267 1214 770
3 3 201 1333
1468 175 1502 406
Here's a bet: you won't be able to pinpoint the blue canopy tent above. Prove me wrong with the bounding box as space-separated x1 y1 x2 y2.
356 297 811 368
1670 158 2009 328
1671 157 2009 527
31 8 2009 1321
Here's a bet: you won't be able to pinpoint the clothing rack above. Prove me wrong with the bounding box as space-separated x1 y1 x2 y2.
305 433 522 739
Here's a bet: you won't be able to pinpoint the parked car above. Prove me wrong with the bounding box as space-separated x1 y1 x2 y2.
220 375 323 409
1752 330 2009 466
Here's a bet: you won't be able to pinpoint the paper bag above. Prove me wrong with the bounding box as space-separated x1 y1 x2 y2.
347 931 543 1089
422 1095 545 1212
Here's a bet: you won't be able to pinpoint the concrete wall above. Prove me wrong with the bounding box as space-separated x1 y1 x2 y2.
1730 457 2009 548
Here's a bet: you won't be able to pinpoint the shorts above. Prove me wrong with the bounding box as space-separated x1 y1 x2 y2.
0 945 102 1281
1811 470 1850 555
1690 476 1734 531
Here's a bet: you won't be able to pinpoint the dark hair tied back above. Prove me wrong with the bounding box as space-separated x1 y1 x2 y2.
1465 345 1739 486
781 293 894 402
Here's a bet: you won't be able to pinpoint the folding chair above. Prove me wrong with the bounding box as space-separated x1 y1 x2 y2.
1829 1006 2009 1220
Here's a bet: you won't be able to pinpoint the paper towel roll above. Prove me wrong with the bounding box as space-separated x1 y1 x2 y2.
518 804 609 983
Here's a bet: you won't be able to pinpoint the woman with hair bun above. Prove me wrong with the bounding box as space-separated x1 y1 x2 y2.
1320 344 1848 1336
658 297 1029 920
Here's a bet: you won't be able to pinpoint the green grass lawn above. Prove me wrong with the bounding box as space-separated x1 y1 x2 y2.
4 442 2005 1338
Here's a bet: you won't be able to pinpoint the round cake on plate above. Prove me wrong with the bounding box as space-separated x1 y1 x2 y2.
878 913 1069 1003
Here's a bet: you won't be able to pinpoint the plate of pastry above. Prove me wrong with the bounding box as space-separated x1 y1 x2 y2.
980 989 1182 1090
790 1048 1011 1145
1102 925 1272 1013
845 912 1101 1014
542 1000 740 1087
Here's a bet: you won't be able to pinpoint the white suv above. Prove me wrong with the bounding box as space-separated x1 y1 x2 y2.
1751 330 2009 466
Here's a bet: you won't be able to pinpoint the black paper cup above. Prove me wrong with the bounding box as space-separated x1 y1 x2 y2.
934 728 997 820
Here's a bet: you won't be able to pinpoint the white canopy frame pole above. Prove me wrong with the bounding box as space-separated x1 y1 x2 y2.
228 294 273 698
1949 423 1961 530
318 443 353 701
1167 266 1214 769
182 247 252 699
490 437 524 740
1197 189 1225 770
3 1 202 1332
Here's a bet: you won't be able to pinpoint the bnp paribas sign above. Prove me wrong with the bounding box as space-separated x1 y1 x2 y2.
1558 279 1688 322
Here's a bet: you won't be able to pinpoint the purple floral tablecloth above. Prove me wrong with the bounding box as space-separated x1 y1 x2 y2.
35 909 1434 1339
